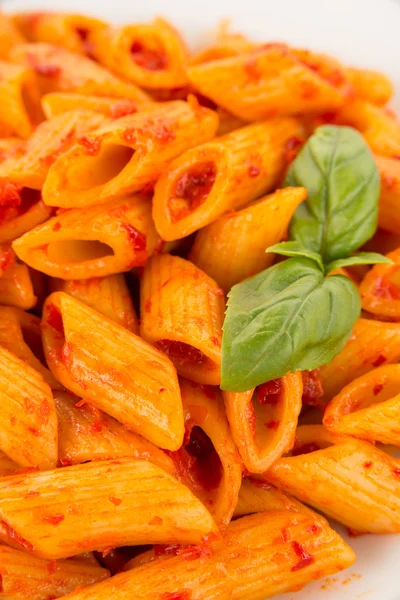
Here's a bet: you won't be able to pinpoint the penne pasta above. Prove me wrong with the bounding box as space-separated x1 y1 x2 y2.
90 18 189 89
0 450 18 477
61 511 355 600
223 373 303 474
359 248 400 318
375 155 400 235
0 243 15 276
0 458 218 559
50 274 138 333
0 543 109 599
0 12 24 59
13 195 160 279
167 379 242 525
319 319 400 401
266 424 400 533
0 137 26 163
190 28 257 65
42 99 219 208
346 66 393 105
323 364 400 445
41 92 148 119
187 44 351 122
0 60 42 138
42 292 184 450
0 345 57 469
0 185 52 244
189 187 307 291
0 256 36 309
140 254 225 385
55 390 174 473
153 118 304 240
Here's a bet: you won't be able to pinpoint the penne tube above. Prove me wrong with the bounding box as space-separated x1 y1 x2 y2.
90 18 189 89
187 44 351 122
0 450 18 477
0 458 218 559
167 379 242 525
0 137 26 163
140 254 225 385
0 185 52 244
375 155 400 235
0 257 36 309
50 274 138 333
323 364 400 446
42 99 219 208
13 195 160 279
0 110 105 190
359 248 400 318
0 60 42 138
55 390 174 474
0 243 15 276
0 12 25 59
62 511 355 600
223 373 303 474
152 118 304 240
10 43 150 102
265 425 400 533
0 306 60 389
189 187 307 291
0 543 109 599
13 11 107 54
42 292 184 450
42 92 148 119
346 66 393 105
190 29 257 65
0 345 57 469
319 319 400 401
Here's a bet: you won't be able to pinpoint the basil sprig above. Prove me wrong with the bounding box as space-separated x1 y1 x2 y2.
221 125 391 392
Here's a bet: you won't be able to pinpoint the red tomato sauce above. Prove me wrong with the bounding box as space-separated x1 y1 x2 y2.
291 540 314 571
302 369 324 407
374 271 400 301
130 41 168 71
46 303 65 336
256 379 282 405
155 340 208 370
170 162 217 222
0 186 41 224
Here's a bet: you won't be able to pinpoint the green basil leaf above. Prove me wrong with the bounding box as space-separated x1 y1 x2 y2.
221 257 361 392
285 125 380 263
266 241 324 271
325 252 393 273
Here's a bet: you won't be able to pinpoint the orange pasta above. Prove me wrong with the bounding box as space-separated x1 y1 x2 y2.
13 11 107 54
266 425 400 533
0 11 24 59
189 187 307 291
140 254 225 385
42 292 184 450
55 391 174 473
190 28 257 65
50 274 138 332
323 364 400 445
12 195 160 279
0 60 42 138
0 345 57 470
0 256 36 309
346 66 393 105
41 92 148 119
153 117 304 240
42 99 218 208
375 155 400 234
0 137 26 163
223 373 302 474
167 379 242 525
359 248 400 318
0 450 18 477
90 18 189 89
0 185 52 244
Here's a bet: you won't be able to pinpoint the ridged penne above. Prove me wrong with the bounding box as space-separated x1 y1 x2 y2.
323 364 400 445
346 66 393 105
13 195 160 279
266 424 400 533
55 391 174 473
0 60 42 138
0 345 57 469
187 44 351 122
0 458 217 559
375 155 400 234
189 187 307 291
140 254 225 385
0 110 105 189
0 12 24 59
0 306 60 389
223 373 303 473
0 450 18 477
0 257 36 309
359 248 400 318
10 43 150 102
13 11 107 54
50 274 138 332
319 319 400 401
168 379 242 525
42 100 219 208
0 543 109 599
42 292 184 450
90 18 189 89
42 92 148 119
153 118 304 240
62 511 355 600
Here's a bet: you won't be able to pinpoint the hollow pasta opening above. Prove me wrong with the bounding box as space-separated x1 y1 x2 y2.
130 40 168 71
22 321 46 364
46 240 114 264
0 187 41 224
66 144 135 190
155 339 216 376
168 161 217 223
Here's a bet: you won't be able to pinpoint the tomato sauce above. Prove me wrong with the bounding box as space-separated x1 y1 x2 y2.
121 223 147 253
159 592 191 600
155 340 208 370
256 379 282 405
374 271 400 301
0 186 41 224
291 540 314 571
43 514 65 525
1 520 34 552
171 162 216 222
46 303 64 336
130 41 168 71
302 369 324 407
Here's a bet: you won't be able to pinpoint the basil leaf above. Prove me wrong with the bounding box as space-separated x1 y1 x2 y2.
266 241 324 271
285 125 380 263
326 252 393 273
221 257 361 392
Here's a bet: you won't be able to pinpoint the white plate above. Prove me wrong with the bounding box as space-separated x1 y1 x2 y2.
3 0 400 598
